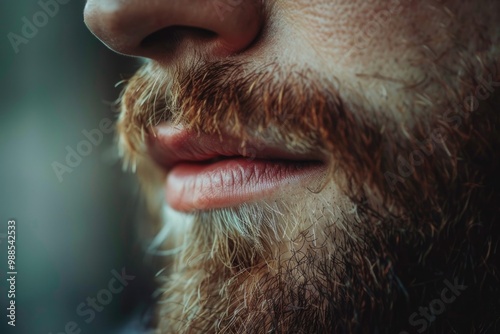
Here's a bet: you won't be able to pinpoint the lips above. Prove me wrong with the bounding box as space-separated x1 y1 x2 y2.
148 124 326 212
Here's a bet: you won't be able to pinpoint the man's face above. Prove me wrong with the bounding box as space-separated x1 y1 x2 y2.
85 1 500 332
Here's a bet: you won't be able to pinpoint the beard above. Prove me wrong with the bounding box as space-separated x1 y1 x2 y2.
116 47 500 332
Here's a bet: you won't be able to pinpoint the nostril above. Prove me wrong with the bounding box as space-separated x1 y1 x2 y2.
140 26 218 54
84 0 264 60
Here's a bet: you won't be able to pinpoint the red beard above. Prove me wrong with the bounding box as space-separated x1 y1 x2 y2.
117 57 500 333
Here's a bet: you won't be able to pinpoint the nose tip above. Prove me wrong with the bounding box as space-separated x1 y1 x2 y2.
84 0 263 61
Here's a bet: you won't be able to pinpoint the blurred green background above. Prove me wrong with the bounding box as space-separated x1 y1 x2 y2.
0 1 156 333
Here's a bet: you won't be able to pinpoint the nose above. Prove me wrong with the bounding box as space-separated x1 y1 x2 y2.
84 0 264 61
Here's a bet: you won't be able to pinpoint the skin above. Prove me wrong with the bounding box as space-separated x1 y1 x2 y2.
85 1 500 333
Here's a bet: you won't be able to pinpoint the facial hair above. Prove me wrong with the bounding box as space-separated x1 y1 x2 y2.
117 46 500 332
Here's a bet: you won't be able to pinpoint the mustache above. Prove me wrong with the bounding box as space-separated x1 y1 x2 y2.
118 60 344 156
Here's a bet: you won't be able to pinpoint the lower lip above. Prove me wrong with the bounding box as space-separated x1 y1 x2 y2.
165 158 325 211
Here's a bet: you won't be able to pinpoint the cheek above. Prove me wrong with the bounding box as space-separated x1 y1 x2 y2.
262 0 481 119
271 1 455 75
247 0 498 124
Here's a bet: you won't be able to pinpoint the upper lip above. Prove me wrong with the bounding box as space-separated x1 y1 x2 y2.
147 124 325 170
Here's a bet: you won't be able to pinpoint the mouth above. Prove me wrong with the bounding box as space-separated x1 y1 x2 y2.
148 124 327 212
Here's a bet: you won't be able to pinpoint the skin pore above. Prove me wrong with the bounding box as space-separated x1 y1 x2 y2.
84 0 500 332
